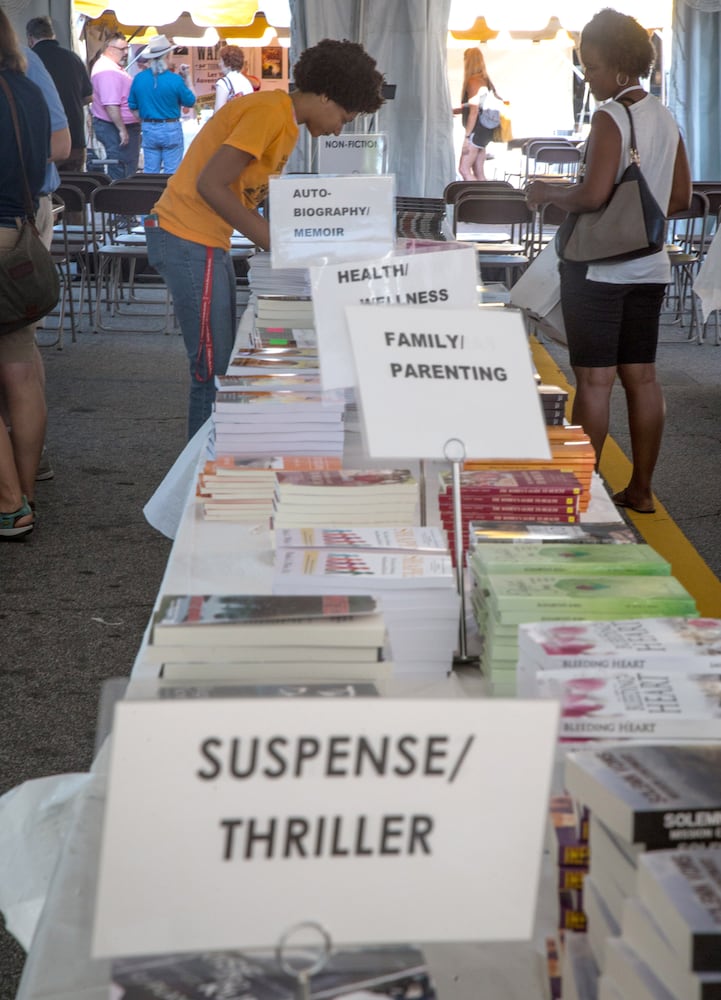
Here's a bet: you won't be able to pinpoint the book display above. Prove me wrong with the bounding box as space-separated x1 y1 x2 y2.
12 173 719 1000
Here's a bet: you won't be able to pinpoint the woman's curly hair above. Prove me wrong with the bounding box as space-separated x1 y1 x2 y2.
293 38 384 113
581 8 655 79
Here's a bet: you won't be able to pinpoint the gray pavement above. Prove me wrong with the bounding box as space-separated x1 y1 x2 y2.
1 305 721 997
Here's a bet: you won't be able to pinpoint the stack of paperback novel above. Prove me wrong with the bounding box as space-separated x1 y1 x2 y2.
272 544 459 675
144 594 390 682
272 470 420 528
211 383 346 459
563 743 721 996
247 252 310 297
228 346 320 379
198 455 342 523
538 383 569 427
468 545 694 696
275 525 449 553
255 294 315 331
547 794 590 936
517 616 721 698
438 469 584 561
462 424 596 513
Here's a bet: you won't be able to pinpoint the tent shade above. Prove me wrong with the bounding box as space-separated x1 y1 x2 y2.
75 0 259 28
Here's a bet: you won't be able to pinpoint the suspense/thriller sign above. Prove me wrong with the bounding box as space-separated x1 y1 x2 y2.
92 698 558 956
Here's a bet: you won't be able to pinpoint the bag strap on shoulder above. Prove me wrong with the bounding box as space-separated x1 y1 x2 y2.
0 75 36 223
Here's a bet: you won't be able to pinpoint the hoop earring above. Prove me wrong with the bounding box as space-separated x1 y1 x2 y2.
616 72 629 87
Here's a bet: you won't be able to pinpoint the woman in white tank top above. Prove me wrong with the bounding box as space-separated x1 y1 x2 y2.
526 8 691 517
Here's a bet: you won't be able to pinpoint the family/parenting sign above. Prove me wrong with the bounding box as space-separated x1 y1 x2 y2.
92 697 559 956
345 304 552 460
269 174 395 269
311 241 478 389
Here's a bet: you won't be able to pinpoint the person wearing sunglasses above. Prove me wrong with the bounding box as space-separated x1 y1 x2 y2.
90 32 140 179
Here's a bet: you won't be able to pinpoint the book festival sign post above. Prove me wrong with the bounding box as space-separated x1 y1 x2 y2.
92 698 559 958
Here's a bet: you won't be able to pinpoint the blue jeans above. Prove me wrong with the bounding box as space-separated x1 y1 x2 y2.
141 120 184 174
146 226 236 438
92 117 141 179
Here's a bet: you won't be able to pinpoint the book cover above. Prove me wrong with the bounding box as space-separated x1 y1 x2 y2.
273 548 455 591
564 744 721 849
539 671 721 741
159 660 393 682
486 575 697 614
274 526 448 553
604 936 679 1000
466 521 638 545
112 944 437 999
275 470 417 494
438 468 581 495
471 543 671 576
622 895 721 1000
518 618 721 673
151 595 386 647
636 849 721 972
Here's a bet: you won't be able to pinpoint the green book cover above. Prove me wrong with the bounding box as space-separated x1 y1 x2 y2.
487 575 696 615
470 543 671 577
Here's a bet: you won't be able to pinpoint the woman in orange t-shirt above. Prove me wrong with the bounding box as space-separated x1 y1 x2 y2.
146 39 385 438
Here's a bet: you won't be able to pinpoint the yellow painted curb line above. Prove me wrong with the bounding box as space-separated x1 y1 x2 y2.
531 336 721 616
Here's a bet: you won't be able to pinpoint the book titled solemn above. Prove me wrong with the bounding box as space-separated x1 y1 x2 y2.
565 743 721 849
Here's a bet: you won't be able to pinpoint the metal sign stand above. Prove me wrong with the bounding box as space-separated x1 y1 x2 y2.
444 438 479 668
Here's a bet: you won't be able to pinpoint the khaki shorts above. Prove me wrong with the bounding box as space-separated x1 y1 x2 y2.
0 197 52 364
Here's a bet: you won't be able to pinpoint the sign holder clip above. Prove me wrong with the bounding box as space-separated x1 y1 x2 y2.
276 920 333 1000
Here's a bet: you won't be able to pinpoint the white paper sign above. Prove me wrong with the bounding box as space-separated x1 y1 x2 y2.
311 241 479 390
92 698 559 956
269 174 395 269
345 304 552 460
317 133 388 175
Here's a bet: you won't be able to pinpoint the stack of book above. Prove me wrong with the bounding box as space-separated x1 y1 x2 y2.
562 743 721 999
538 383 569 427
517 616 721 698
247 252 311 297
143 594 390 682
272 540 459 675
255 294 315 332
547 794 590 937
198 455 342 523
211 383 346 460
438 469 584 562
462 424 596 513
272 470 420 529
469 543 693 696
228 346 320 379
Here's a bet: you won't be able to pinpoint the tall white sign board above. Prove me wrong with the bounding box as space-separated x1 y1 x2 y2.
269 174 395 269
346 304 552 460
317 133 388 174
311 241 478 389
92 698 559 956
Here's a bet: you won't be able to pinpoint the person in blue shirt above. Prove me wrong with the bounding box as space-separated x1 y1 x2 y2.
128 35 195 174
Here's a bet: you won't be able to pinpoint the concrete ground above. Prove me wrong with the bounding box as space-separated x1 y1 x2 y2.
1 302 721 997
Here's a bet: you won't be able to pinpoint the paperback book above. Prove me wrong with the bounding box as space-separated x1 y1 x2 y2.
564 743 721 849
151 594 386 648
468 521 637 546
274 526 448 552
112 944 437 999
621 895 721 1000
485 574 697 617
635 848 721 972
471 543 671 577
537 670 721 741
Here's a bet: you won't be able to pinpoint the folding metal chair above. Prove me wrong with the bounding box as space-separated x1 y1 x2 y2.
666 190 710 343
451 190 535 286
91 184 172 333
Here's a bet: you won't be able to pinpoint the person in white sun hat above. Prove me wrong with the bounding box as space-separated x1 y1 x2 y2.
128 35 195 173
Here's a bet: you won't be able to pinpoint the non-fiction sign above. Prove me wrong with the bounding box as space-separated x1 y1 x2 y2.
269 174 395 269
92 698 559 956
345 304 552 460
311 241 478 390
317 133 388 175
